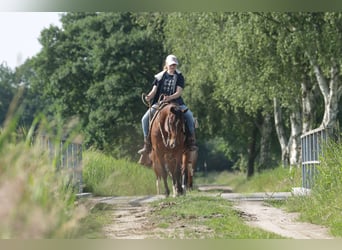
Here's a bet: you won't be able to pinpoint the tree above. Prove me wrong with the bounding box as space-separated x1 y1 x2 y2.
164 12 342 173
0 63 16 125
30 12 166 156
164 13 280 175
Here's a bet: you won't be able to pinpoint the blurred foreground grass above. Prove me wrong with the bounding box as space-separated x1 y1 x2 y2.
0 115 85 238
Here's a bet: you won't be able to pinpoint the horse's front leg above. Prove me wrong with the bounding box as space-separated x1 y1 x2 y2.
156 177 161 195
161 162 170 197
163 175 170 197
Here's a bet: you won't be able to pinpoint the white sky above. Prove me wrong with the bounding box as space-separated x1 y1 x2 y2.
0 12 63 70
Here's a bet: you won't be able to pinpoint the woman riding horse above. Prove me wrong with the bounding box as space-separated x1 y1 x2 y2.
138 54 198 158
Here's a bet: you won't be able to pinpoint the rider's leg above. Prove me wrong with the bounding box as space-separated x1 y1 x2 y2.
138 106 157 154
181 107 198 151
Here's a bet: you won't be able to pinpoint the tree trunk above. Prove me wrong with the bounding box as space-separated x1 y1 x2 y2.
259 112 272 170
288 108 302 166
273 97 289 166
301 72 317 133
247 121 259 178
310 58 342 129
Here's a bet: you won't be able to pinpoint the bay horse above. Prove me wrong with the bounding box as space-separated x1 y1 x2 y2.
149 102 186 197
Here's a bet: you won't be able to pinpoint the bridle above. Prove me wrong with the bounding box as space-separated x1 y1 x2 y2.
158 111 180 148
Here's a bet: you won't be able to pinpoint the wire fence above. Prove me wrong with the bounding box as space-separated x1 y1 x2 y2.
39 135 83 193
301 126 338 189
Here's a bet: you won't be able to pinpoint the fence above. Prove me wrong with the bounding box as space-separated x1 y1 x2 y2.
300 127 336 189
39 135 83 193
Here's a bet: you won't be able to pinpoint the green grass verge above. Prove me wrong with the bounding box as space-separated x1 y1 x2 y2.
83 150 157 196
148 194 285 239
194 166 302 193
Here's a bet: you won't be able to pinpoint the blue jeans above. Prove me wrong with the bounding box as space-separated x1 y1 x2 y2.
141 104 195 137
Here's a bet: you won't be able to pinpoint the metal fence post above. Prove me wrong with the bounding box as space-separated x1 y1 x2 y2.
39 135 83 193
300 127 336 189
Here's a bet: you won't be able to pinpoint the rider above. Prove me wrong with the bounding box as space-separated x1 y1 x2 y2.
138 54 198 155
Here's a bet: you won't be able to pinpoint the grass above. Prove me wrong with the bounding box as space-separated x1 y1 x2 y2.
18 128 334 239
194 166 302 193
83 150 157 196
148 194 284 239
283 141 342 237
0 118 85 238
78 145 342 238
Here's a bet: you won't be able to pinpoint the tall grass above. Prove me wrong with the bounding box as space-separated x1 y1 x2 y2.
285 140 342 237
83 150 157 196
0 119 85 238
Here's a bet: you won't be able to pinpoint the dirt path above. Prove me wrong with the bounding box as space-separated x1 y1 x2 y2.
89 196 165 239
233 200 333 239
88 193 333 239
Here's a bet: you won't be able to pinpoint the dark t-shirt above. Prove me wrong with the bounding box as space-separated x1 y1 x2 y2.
152 71 185 105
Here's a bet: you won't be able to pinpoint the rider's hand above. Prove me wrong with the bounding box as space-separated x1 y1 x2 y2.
145 95 151 102
163 96 170 102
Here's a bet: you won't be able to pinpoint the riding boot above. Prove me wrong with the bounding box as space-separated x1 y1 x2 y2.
138 137 152 166
138 137 151 154
186 134 198 151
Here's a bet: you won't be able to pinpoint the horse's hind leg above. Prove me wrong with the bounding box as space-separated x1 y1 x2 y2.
171 162 183 197
182 173 186 195
181 153 188 194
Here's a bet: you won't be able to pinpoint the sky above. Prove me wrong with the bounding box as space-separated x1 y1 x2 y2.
0 12 62 70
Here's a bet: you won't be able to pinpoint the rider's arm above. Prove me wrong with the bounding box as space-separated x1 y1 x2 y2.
145 85 158 102
163 86 183 102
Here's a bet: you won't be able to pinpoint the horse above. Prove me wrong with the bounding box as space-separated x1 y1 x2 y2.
149 102 186 197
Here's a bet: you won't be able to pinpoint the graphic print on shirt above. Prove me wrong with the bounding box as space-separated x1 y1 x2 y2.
161 73 175 96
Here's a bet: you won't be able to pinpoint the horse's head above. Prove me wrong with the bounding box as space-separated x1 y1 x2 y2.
164 105 184 149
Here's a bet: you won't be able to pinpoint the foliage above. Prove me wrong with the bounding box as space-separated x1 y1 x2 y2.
0 63 16 125
3 12 342 174
29 12 166 157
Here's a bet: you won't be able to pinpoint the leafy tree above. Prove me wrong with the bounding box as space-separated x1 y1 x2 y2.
31 12 166 157
164 12 342 173
164 13 281 175
0 63 17 126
